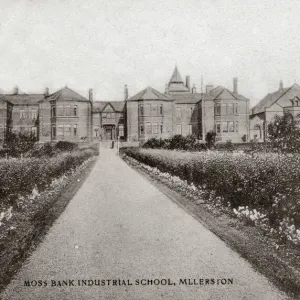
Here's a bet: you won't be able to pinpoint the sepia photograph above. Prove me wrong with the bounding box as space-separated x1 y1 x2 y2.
0 0 299 299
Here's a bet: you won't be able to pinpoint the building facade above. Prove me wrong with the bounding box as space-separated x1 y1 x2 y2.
250 82 300 142
0 66 251 145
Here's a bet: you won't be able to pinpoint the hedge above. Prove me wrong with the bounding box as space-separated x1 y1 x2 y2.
125 148 300 228
0 149 95 208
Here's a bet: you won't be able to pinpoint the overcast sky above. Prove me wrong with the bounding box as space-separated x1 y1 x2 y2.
0 0 300 106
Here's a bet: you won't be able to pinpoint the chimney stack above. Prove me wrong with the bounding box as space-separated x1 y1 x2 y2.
44 87 49 97
89 88 93 101
192 84 196 94
124 84 128 100
233 77 238 94
279 80 283 91
206 85 214 94
13 86 19 95
186 75 191 90
165 84 169 95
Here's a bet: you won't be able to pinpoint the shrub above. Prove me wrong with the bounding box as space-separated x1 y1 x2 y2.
0 149 94 209
205 131 216 149
143 138 166 149
124 148 300 228
55 141 78 152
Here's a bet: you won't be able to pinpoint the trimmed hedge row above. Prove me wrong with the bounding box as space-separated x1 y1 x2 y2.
125 148 300 227
0 149 95 208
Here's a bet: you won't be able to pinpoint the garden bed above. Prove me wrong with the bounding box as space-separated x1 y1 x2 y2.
122 148 300 299
0 150 97 293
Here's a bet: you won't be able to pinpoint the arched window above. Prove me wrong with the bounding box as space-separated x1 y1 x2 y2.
253 125 262 139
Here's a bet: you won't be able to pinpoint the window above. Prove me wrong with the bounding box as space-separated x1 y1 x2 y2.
140 124 144 134
235 103 238 114
227 104 234 115
20 110 25 119
57 125 64 136
107 113 111 119
222 122 228 132
31 110 37 119
146 122 152 134
187 124 192 135
216 123 221 133
228 121 234 132
51 106 56 117
160 123 163 133
140 105 144 116
187 107 193 118
65 124 71 136
160 105 163 115
73 124 77 136
118 125 124 137
145 104 151 116
152 122 158 134
176 124 182 135
31 126 37 136
57 105 64 116
152 104 158 116
236 121 239 132
215 104 221 115
73 105 78 116
291 100 294 106
64 105 71 116
102 113 107 118
176 107 182 118
52 126 56 138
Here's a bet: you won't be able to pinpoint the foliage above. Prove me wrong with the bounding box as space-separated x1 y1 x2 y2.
124 148 300 230
205 131 216 149
3 132 37 157
143 137 166 149
242 134 247 143
142 135 207 151
267 114 300 153
0 149 94 209
55 141 78 152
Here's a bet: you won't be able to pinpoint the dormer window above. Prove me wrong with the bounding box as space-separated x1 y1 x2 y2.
291 100 294 106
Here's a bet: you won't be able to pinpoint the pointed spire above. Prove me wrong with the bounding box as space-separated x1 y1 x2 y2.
169 65 184 84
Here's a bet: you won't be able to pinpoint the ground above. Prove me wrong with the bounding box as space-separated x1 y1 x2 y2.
0 149 290 300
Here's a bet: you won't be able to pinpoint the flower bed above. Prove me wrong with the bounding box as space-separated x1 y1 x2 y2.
0 149 96 235
124 148 300 246
0 150 97 292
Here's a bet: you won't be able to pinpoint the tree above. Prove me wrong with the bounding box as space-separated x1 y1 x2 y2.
267 114 300 153
205 131 216 149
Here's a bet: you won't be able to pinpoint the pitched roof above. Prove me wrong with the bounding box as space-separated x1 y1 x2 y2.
203 86 248 101
251 84 299 115
129 86 171 101
45 86 88 102
169 65 184 83
3 94 44 105
92 101 125 112
173 93 204 104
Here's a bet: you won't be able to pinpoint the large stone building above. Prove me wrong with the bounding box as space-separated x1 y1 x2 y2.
0 66 251 145
250 82 300 142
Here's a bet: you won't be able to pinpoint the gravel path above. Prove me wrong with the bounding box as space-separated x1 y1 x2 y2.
1 149 290 300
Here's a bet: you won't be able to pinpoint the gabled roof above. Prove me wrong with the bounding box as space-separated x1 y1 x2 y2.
203 86 248 101
3 94 44 105
129 86 171 101
92 101 125 112
251 84 300 115
169 65 184 83
173 93 204 104
45 87 88 102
